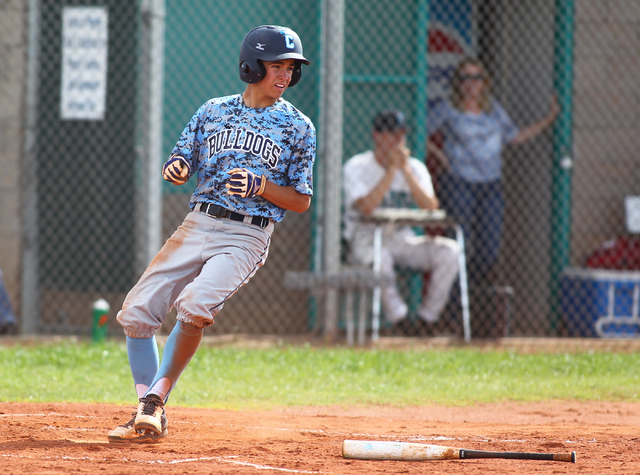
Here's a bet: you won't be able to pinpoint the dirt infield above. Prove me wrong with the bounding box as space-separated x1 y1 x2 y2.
1 400 639 474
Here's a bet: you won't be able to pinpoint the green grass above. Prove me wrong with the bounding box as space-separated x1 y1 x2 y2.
1 340 639 409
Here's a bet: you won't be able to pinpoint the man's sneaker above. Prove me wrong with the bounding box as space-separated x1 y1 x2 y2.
382 289 408 324
134 394 166 435
108 411 168 443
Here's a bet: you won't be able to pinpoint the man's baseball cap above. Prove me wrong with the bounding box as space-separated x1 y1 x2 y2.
373 110 407 132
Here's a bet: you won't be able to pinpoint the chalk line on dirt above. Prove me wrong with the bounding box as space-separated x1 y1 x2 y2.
0 453 323 473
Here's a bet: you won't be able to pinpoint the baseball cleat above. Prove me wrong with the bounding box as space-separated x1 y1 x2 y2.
134 394 166 435
108 411 168 443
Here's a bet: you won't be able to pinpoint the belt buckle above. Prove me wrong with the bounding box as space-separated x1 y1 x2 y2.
205 204 227 219
204 203 222 219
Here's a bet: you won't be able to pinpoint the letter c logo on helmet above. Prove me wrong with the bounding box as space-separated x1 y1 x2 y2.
285 35 295 49
239 25 310 87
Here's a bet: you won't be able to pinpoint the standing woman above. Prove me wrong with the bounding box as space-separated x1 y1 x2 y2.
427 58 559 284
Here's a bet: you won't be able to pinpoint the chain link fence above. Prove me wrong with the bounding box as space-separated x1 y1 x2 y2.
10 0 640 342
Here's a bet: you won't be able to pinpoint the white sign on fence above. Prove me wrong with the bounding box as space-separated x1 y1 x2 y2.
60 7 109 120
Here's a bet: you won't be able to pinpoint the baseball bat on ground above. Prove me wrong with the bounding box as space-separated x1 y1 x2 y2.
342 440 576 463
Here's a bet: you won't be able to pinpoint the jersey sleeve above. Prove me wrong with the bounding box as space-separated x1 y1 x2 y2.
285 121 316 196
166 103 207 175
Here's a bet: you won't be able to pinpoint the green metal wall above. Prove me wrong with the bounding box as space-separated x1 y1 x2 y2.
36 0 139 292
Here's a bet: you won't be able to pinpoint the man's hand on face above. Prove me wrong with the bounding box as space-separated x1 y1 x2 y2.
388 144 410 171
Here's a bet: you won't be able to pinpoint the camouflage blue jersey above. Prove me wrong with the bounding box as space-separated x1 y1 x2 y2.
168 94 316 222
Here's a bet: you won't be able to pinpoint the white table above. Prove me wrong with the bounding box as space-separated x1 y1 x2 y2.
360 208 471 342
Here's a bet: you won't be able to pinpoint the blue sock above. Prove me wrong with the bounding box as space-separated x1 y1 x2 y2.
126 335 160 387
147 320 203 402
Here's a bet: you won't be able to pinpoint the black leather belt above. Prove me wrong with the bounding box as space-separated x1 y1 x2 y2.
198 203 270 229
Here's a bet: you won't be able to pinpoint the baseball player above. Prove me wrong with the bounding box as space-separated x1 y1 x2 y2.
107 25 315 443
343 110 459 335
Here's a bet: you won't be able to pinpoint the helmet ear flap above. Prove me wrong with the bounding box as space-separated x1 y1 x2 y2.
239 59 266 84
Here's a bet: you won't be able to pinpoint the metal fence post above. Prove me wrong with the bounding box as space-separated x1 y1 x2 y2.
320 0 345 341
548 0 575 334
137 0 165 274
21 0 42 334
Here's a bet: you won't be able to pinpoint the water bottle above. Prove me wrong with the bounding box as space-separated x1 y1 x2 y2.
91 298 110 343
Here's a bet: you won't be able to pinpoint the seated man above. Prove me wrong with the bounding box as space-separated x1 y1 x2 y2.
342 110 459 333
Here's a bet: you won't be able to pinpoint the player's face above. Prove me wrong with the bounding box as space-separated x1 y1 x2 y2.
256 59 296 103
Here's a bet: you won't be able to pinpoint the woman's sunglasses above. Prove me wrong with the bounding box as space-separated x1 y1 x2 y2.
460 73 485 82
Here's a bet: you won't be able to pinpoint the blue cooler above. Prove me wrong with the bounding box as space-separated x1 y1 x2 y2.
561 267 640 338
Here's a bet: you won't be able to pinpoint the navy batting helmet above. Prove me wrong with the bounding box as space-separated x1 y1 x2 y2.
239 25 309 87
